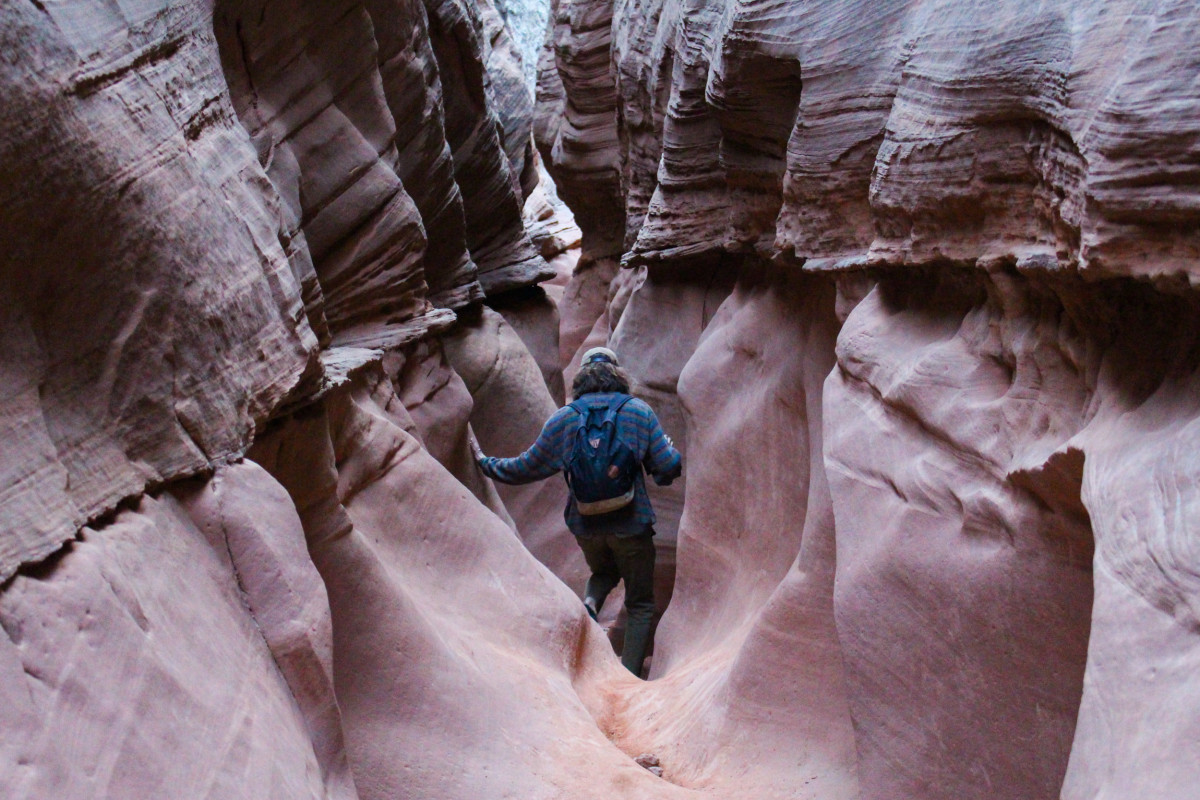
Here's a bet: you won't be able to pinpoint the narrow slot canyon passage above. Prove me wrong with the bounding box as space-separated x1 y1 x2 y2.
2 1 1200 799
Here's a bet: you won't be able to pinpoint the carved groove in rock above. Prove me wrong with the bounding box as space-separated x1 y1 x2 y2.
2 0 1200 799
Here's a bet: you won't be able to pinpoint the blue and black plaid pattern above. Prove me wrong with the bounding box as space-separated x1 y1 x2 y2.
478 392 682 535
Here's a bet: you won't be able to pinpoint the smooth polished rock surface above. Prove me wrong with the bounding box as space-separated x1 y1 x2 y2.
488 286 568 404
608 260 736 616
1063 286 1200 800
173 461 357 800
0 488 349 800
542 1 1200 798
825 268 1095 800
7 0 1200 797
385 339 517 526
250 365 698 800
442 306 587 591
611 270 858 800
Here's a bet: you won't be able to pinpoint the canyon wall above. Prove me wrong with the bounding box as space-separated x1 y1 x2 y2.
539 0 1200 798
2 0 1199 799
0 1 633 797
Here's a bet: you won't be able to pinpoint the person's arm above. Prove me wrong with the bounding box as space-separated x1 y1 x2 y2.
639 405 682 485
474 410 567 485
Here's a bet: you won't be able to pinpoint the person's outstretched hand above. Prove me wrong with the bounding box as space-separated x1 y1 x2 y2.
468 434 485 465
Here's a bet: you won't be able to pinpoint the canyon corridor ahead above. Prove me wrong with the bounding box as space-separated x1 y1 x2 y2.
2 0 1199 798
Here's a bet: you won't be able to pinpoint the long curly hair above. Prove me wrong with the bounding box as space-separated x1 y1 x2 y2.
571 360 631 399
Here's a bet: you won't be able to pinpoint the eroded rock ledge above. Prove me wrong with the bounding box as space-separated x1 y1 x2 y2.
537 0 1200 798
0 1 607 797
2 0 1200 799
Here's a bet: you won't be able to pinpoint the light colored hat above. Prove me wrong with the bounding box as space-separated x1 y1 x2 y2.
581 346 619 366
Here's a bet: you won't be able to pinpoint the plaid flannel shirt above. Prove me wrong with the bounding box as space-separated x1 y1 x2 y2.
478 392 682 536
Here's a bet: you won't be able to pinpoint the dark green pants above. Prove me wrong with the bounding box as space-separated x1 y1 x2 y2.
575 532 656 677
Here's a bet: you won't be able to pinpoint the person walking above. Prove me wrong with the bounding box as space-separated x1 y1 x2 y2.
472 346 682 677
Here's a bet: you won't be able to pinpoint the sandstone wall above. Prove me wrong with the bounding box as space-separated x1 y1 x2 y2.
245 362 678 800
5 0 1200 798
0 1 616 797
540 0 1200 798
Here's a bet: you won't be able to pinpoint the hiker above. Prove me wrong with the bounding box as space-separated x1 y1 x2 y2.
472 346 682 677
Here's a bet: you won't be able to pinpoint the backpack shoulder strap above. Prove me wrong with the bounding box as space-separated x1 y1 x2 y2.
568 401 604 440
603 394 634 425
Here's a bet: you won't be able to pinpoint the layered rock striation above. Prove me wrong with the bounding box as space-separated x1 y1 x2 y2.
4 0 1200 799
539 0 1200 798
0 1 599 797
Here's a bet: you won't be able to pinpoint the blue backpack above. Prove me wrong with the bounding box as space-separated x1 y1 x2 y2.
565 396 638 515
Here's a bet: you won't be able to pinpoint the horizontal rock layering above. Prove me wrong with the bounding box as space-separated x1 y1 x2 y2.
0 0 588 796
3 0 1200 798
540 0 1200 798
0 0 554 581
543 0 1200 281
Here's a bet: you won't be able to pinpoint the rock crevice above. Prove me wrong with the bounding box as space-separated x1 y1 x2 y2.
4 0 1200 798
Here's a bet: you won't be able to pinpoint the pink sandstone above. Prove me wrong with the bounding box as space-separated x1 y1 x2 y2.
3 0 1200 798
